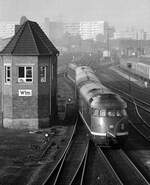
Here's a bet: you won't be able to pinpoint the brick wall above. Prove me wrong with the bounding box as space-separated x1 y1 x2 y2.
3 56 13 119
38 56 50 127
0 57 3 126
50 55 57 120
12 56 38 119
1 55 57 129
38 55 57 126
2 56 39 129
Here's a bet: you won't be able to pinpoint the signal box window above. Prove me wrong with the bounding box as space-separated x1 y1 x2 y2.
40 66 46 82
5 65 11 84
18 66 33 83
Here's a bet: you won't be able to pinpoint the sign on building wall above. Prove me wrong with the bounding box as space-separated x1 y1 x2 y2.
18 89 32 96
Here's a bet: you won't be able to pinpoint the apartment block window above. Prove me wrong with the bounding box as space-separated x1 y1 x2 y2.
4 65 11 84
40 66 46 82
18 66 33 83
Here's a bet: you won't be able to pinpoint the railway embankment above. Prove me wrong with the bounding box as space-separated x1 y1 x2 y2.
110 65 147 88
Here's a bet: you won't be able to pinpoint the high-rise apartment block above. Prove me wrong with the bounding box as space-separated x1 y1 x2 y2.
79 21 108 40
64 22 80 36
49 21 64 39
41 18 64 41
63 21 109 40
42 18 110 40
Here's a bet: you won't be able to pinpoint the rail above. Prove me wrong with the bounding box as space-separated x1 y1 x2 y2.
29 117 78 185
102 148 150 185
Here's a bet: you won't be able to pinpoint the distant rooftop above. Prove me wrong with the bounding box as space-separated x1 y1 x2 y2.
0 20 59 56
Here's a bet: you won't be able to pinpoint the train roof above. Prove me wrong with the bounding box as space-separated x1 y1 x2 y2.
90 94 127 109
76 73 99 85
76 66 99 85
79 82 112 102
68 64 127 109
79 82 127 109
77 66 94 73
68 63 77 70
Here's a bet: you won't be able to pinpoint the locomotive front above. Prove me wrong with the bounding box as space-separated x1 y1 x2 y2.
90 93 128 146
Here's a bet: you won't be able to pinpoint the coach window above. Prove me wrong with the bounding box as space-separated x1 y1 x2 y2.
4 64 11 84
122 109 127 116
18 66 33 83
40 66 46 82
107 110 115 117
93 109 99 116
116 110 121 117
100 110 106 117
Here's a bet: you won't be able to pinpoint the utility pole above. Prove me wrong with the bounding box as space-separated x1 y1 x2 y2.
136 32 139 57
140 30 144 56
127 63 132 94
106 28 110 57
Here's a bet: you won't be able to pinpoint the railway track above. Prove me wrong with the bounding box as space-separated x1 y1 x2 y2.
81 142 123 185
41 117 89 185
100 81 150 142
95 65 150 108
53 120 88 185
60 68 150 184
55 141 124 185
69 144 88 185
71 142 150 185
103 82 150 110
116 87 150 141
127 101 150 142
27 119 77 185
102 148 150 185
96 68 150 183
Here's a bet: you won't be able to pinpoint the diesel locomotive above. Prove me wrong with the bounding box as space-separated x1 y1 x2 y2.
67 63 129 146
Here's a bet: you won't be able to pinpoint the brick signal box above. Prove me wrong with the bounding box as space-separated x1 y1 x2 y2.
0 20 59 129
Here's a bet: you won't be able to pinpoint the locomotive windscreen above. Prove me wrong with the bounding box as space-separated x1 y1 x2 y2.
101 94 117 100
100 94 127 108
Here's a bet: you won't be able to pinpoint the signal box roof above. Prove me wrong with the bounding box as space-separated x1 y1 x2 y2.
0 20 59 56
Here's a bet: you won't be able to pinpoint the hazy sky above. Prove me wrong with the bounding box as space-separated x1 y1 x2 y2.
0 0 150 31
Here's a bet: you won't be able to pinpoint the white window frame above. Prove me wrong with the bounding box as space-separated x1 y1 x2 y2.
4 64 11 85
40 66 46 83
18 66 33 83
